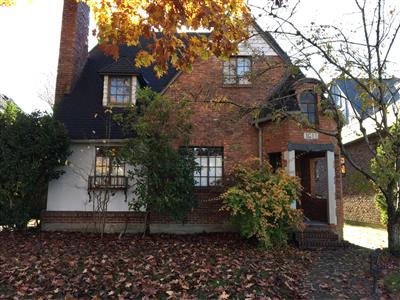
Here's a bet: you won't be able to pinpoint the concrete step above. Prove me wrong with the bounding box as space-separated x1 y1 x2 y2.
295 228 342 249
298 240 343 249
295 232 339 241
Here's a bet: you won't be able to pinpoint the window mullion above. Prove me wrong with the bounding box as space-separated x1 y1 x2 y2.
208 152 211 186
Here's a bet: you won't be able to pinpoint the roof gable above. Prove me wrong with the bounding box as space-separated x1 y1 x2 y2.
56 24 294 139
99 57 140 76
332 78 400 117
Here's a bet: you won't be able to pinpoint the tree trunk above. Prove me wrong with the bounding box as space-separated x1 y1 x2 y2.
143 208 151 237
388 218 400 256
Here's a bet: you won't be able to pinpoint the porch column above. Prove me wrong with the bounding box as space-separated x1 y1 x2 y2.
326 150 337 225
284 150 296 209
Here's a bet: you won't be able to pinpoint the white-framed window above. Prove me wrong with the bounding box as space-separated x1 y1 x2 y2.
191 147 223 187
108 76 132 105
223 56 252 85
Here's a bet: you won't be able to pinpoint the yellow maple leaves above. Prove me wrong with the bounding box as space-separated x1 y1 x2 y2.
220 159 304 248
2 0 250 76
83 0 251 77
0 0 15 6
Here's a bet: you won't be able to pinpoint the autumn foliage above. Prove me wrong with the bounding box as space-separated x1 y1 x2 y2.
85 0 251 76
2 0 250 75
0 0 14 7
221 160 303 248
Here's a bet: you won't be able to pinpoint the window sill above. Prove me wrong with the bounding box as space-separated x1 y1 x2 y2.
222 84 253 88
194 186 225 193
105 104 134 108
88 176 128 190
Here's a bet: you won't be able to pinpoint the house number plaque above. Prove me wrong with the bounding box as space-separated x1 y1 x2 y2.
304 132 319 140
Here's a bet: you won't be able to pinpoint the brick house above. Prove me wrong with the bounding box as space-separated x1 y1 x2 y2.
43 0 344 242
332 78 400 227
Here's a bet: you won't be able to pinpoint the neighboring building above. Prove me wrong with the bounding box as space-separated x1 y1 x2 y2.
43 0 343 243
0 93 16 112
332 78 400 227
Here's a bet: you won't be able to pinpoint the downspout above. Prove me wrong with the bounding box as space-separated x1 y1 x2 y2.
255 121 263 165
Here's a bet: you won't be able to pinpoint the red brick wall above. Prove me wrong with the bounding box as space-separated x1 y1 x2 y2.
164 55 343 232
55 0 89 104
42 197 229 225
260 86 343 232
165 55 288 174
342 138 382 226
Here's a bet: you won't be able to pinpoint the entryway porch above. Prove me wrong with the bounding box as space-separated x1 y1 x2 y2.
282 143 337 227
270 143 341 248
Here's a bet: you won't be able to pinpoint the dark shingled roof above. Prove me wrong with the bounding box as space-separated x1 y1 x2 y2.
99 57 141 76
55 44 180 140
254 73 307 123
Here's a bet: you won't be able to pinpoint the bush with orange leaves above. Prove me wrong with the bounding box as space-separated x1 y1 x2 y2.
221 160 304 248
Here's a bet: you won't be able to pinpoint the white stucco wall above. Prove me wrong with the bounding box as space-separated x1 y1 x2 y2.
47 143 134 212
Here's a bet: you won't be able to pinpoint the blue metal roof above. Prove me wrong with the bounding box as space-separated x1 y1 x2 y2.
331 78 400 120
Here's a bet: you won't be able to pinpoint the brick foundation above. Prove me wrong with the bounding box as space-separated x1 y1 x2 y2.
42 196 236 234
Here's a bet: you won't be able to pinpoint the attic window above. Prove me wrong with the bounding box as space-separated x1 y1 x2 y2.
108 77 132 105
223 56 252 85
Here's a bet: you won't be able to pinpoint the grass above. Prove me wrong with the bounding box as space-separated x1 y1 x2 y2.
384 270 400 294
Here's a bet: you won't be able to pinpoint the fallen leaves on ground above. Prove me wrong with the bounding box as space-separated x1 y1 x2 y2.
0 232 311 299
2 232 398 299
305 245 400 299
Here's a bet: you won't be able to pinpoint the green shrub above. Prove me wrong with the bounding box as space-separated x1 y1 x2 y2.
0 103 70 229
117 88 198 234
375 191 388 225
220 160 303 248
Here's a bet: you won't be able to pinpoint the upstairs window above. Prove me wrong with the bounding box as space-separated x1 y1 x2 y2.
223 56 252 85
300 91 317 124
108 77 132 105
192 147 223 187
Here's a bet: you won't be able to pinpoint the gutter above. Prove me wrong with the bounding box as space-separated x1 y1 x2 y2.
254 121 263 164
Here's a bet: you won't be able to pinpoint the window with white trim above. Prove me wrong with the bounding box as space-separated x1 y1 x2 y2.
108 76 132 105
223 56 252 85
191 147 223 187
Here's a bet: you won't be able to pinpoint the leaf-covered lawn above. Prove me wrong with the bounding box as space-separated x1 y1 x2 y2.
0 232 311 299
1 231 399 299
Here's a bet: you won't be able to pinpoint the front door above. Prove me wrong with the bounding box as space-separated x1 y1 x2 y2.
295 151 328 223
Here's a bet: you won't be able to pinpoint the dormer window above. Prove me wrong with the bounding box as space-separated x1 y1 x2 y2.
102 75 137 107
109 76 131 105
223 56 252 85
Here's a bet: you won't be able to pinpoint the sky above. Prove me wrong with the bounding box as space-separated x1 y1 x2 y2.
0 0 399 113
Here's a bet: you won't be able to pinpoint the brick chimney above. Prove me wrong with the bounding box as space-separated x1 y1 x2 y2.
55 0 90 104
